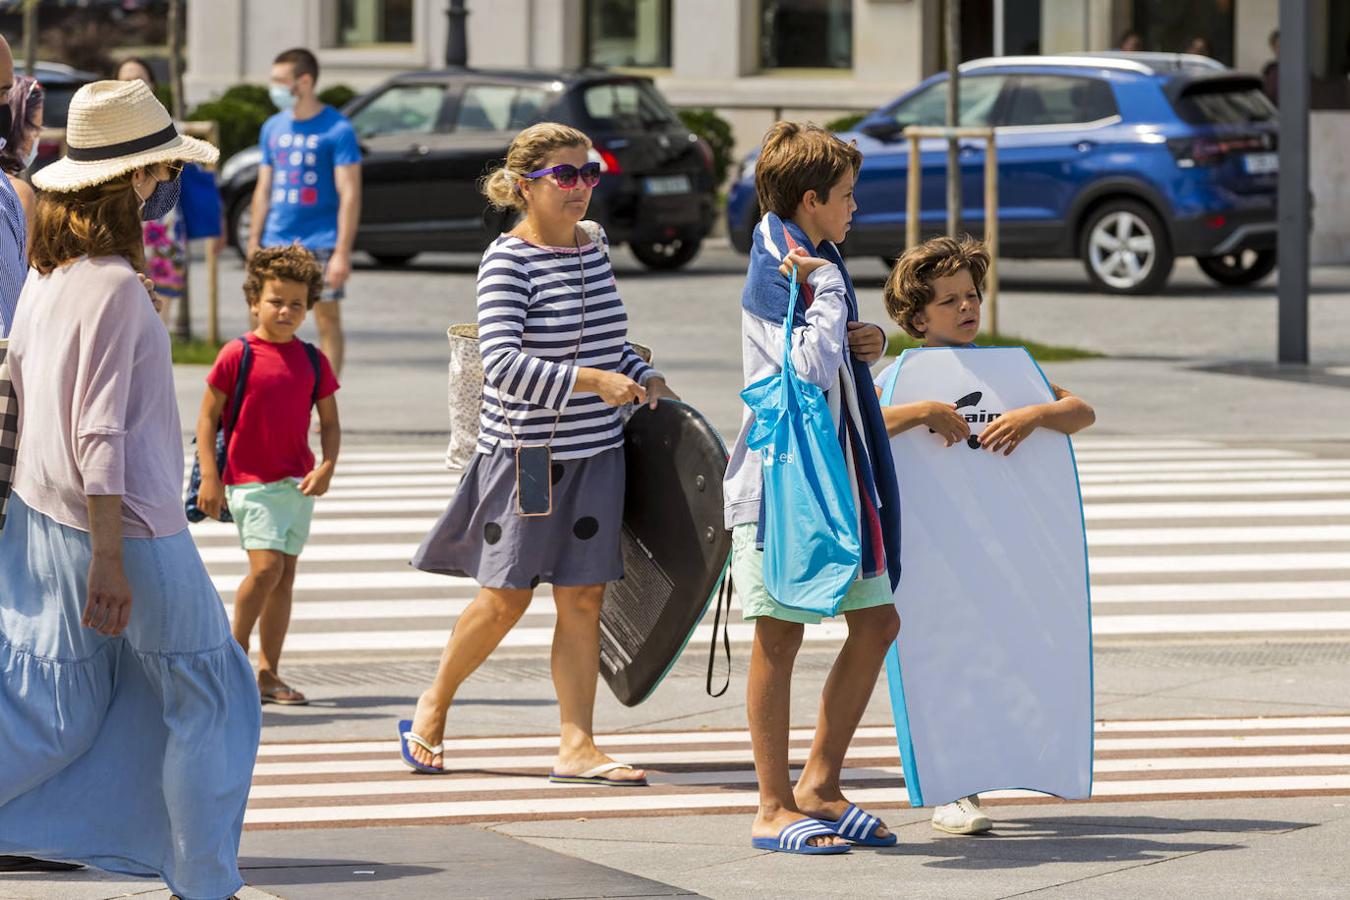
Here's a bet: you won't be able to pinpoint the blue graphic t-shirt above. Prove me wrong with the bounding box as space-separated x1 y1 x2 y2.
260 106 361 250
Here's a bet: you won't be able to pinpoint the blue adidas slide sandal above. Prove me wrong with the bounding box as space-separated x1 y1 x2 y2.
751 819 850 855
813 804 897 847
398 719 447 775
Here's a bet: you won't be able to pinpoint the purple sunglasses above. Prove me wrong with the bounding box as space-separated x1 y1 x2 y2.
523 162 602 190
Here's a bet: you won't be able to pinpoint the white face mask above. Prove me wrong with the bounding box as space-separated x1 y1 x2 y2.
269 83 298 111
22 142 37 170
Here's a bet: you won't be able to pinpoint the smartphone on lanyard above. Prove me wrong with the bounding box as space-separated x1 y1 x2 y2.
515 444 553 517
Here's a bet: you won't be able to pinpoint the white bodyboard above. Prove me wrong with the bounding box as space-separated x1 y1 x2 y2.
879 347 1093 806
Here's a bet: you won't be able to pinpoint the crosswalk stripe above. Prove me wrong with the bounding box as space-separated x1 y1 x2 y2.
1072 459 1350 475
1083 499 1350 520
1068 449 1300 461
1080 468 1350 485
239 716 1350 828
1090 551 1350 575
1091 580 1350 603
192 517 436 538
212 571 474 593
1088 525 1350 547
1081 480 1350 499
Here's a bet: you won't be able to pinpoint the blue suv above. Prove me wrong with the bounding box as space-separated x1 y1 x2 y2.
727 53 1280 295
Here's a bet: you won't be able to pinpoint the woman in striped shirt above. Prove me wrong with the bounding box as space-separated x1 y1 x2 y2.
405 123 678 784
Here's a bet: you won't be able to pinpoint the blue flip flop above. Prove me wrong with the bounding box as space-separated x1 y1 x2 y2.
398 719 447 775
751 819 850 855
813 804 897 847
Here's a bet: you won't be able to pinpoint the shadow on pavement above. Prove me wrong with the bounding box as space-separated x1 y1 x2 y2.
240 857 440 887
873 814 1311 870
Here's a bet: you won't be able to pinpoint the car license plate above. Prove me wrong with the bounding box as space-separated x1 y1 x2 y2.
644 175 691 195
1243 152 1279 175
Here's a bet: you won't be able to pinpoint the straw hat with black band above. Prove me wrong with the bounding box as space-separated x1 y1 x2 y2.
32 79 217 193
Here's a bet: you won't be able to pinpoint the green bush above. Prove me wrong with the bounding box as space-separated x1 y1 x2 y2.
824 112 867 133
219 84 276 112
187 95 273 162
319 84 358 110
677 108 735 186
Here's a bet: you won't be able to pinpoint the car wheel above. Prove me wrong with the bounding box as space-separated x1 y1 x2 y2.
228 192 253 260
1079 200 1174 295
371 253 418 267
630 237 702 271
1196 249 1277 287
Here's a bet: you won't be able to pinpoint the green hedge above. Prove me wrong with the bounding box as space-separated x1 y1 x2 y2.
824 112 867 133
187 83 358 162
677 108 735 186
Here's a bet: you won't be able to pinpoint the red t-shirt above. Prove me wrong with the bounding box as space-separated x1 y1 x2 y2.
207 333 340 485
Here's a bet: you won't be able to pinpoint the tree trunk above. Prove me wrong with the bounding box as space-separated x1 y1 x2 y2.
168 0 187 120
22 0 38 76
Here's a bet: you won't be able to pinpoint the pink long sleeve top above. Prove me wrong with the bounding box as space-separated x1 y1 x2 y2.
9 255 188 538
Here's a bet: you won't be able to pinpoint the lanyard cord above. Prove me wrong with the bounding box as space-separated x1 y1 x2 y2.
495 226 588 449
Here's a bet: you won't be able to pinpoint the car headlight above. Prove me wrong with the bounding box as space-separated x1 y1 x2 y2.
740 156 757 181
220 146 264 184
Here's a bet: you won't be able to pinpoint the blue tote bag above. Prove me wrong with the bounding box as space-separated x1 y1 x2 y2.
741 269 861 615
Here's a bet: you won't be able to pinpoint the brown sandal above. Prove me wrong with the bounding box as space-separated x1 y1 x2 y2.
260 682 308 706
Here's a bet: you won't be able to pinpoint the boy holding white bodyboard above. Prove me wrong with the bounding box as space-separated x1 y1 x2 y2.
878 236 1095 834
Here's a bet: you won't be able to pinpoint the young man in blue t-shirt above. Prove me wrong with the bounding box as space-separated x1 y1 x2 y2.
247 47 362 377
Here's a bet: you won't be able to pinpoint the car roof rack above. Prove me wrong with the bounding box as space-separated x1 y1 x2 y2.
960 52 1227 77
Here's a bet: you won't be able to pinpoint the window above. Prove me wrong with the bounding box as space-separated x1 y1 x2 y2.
1172 82 1277 126
1003 77 1118 127
581 81 680 129
349 84 446 138
337 0 414 47
454 85 550 133
886 76 1008 129
761 0 852 70
1131 0 1233 64
585 0 672 68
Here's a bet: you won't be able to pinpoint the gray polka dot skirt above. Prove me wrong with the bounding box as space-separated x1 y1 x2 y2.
411 445 625 589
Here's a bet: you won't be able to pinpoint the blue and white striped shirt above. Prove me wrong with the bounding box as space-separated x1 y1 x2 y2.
476 228 658 460
0 175 26 337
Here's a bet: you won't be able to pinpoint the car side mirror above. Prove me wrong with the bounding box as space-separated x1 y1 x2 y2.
860 120 906 142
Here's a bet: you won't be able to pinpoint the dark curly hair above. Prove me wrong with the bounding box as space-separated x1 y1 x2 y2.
884 235 991 339
243 245 324 309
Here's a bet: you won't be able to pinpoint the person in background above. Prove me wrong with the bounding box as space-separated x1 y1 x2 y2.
1 75 42 237
1263 30 1280 105
247 47 361 378
0 35 25 337
1186 36 1212 58
1116 30 1144 52
115 57 189 328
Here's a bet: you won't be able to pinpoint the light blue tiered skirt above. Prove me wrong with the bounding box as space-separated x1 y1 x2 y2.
0 493 261 900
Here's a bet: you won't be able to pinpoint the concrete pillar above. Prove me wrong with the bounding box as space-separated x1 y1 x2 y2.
1234 0 1279 76
1041 0 1091 54
855 0 927 89
531 0 585 69
672 0 757 79
184 0 246 102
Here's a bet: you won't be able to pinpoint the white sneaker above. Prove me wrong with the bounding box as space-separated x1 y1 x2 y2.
931 795 993 835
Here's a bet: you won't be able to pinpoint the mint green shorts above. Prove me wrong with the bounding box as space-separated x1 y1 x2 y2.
225 479 315 556
731 524 893 625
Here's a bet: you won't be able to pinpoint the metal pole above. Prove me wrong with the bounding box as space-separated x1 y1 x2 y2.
985 133 999 337
906 131 922 250
945 0 962 237
22 0 37 76
1277 0 1309 365
446 0 469 67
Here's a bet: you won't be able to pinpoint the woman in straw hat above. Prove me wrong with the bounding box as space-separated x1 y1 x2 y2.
0 80 261 900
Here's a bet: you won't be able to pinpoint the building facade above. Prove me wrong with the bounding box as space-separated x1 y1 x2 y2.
186 0 1350 261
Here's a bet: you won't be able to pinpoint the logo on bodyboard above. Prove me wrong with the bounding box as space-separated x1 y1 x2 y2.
932 390 1004 449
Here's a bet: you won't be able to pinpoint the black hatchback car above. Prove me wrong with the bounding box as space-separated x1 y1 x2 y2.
219 68 718 270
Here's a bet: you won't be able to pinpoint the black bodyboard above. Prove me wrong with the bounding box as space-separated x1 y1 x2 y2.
600 400 731 706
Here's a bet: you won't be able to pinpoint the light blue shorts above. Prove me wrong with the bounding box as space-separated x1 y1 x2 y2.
226 478 314 556
731 524 893 625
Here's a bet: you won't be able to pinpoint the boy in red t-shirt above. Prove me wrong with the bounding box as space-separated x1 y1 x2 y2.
196 245 341 705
